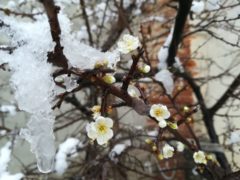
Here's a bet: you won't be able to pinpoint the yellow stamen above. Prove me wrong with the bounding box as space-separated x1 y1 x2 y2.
97 123 107 134
154 109 163 117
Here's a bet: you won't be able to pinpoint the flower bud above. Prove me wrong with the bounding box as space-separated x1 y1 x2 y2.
94 59 109 69
167 122 178 129
152 145 158 151
138 63 151 74
145 138 152 144
102 74 116 84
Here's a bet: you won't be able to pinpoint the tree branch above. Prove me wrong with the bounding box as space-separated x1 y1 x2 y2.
210 73 240 114
177 71 231 172
166 0 193 67
101 2 135 51
80 0 93 46
39 0 68 68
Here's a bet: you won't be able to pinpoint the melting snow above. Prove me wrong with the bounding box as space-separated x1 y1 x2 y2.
55 138 81 175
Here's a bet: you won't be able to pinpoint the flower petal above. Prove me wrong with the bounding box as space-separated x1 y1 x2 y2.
86 123 97 140
104 118 113 128
96 135 108 145
105 129 113 139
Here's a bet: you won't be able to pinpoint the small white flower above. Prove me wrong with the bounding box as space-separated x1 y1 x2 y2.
162 144 174 159
117 34 140 54
150 104 170 128
102 74 116 84
176 142 184 152
86 116 114 145
193 151 207 165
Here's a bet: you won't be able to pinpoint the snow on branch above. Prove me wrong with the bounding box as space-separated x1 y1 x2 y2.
1 15 56 173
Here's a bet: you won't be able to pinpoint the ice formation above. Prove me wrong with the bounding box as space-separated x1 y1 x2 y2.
0 11 121 174
0 142 24 180
0 15 56 173
55 138 81 175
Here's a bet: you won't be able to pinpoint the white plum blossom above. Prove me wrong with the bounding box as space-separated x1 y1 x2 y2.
86 116 114 145
193 151 207 164
162 144 174 159
150 104 170 128
117 34 140 54
176 142 185 152
191 1 205 14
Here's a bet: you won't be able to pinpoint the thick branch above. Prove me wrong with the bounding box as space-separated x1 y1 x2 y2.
40 0 68 68
121 49 143 91
166 0 192 67
210 73 240 114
